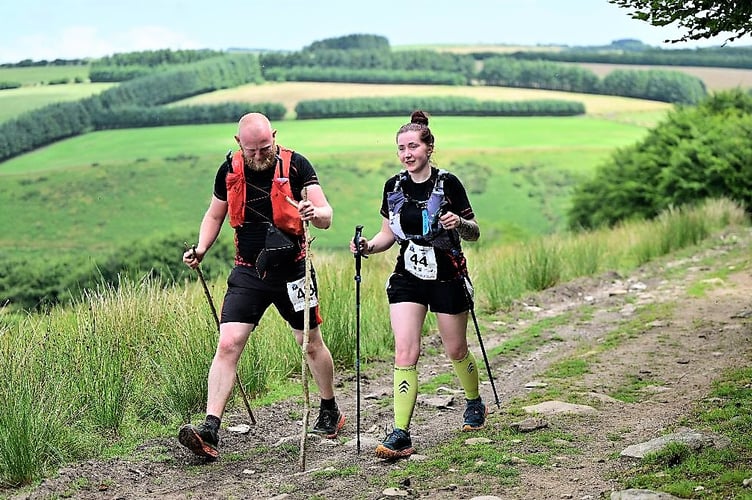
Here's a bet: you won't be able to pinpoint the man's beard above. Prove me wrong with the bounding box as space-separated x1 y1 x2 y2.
244 150 277 172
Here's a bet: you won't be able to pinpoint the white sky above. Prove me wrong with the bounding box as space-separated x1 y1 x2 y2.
1 0 749 64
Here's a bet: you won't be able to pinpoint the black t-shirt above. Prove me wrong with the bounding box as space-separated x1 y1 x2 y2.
380 167 474 280
213 148 319 265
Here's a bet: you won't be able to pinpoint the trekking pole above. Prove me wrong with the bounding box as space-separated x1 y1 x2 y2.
443 220 502 408
185 243 257 425
461 275 501 408
299 188 313 471
352 224 367 454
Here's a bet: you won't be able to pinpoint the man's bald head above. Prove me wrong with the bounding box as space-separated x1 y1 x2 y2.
235 113 277 172
237 112 273 138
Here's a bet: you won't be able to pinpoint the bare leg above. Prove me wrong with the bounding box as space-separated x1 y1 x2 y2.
436 311 470 361
390 302 427 366
206 321 254 418
294 326 335 399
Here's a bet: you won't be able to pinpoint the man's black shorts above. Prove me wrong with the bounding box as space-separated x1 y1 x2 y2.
385 272 472 314
220 263 322 330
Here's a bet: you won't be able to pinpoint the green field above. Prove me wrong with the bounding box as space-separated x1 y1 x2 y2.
0 65 90 85
0 116 650 261
0 82 113 123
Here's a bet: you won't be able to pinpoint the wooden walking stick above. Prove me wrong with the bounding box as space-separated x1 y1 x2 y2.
298 188 313 470
185 243 256 425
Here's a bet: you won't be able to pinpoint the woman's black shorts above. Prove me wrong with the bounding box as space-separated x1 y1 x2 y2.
385 272 472 314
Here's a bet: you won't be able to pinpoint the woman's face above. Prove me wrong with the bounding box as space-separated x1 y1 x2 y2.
397 130 432 173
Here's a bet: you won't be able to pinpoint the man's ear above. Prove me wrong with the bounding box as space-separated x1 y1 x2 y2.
234 135 241 145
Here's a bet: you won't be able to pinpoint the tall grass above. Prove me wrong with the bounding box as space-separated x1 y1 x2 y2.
0 197 747 486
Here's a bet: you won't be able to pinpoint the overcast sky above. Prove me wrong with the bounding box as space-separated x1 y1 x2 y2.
1 0 749 64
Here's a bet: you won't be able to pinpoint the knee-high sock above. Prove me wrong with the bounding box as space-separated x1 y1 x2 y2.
393 365 418 431
452 351 480 400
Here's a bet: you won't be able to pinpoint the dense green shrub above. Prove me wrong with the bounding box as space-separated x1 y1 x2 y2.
0 81 22 90
0 233 234 313
568 89 752 229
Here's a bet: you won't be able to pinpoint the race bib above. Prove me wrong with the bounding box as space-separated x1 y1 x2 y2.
287 276 318 312
404 241 437 280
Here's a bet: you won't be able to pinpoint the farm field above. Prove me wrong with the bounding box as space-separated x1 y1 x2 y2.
175 81 673 121
0 64 90 85
0 82 113 122
568 62 752 91
416 43 752 92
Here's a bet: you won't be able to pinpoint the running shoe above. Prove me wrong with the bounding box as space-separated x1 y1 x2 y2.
178 422 219 459
375 428 415 459
462 397 488 431
312 406 346 438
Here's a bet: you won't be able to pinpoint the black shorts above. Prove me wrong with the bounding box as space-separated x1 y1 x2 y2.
385 272 472 314
220 263 322 330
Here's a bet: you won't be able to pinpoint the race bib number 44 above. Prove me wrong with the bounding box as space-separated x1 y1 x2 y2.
287 277 318 312
404 241 438 280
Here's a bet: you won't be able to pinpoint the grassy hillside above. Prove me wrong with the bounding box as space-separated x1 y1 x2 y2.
0 116 650 261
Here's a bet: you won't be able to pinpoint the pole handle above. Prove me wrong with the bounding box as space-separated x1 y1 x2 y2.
353 224 367 260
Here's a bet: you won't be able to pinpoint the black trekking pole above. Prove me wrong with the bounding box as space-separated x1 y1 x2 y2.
352 224 367 454
461 274 501 408
185 243 257 425
444 224 502 409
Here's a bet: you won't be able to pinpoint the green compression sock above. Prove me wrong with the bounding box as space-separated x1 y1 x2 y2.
393 365 418 431
452 351 480 400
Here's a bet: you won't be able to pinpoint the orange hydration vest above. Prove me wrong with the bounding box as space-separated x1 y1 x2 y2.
225 146 304 236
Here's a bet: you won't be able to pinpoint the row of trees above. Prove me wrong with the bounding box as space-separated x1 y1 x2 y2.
506 46 752 70
259 48 476 79
294 96 585 119
261 52 706 104
263 66 466 85
89 48 226 82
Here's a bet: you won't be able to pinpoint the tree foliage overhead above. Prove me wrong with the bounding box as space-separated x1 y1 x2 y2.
609 0 752 44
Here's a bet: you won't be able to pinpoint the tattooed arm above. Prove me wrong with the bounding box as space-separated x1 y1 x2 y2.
457 217 480 242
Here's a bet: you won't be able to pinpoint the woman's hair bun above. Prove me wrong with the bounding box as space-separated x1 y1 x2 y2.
410 110 429 126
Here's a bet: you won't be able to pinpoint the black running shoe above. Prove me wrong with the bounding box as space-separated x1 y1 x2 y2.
375 428 415 459
312 406 345 438
178 422 219 459
462 397 488 431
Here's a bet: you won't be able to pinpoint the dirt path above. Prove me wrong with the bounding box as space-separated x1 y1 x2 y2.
9 228 752 500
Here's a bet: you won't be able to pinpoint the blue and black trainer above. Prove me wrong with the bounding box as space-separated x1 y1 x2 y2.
462 397 488 431
375 428 415 459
